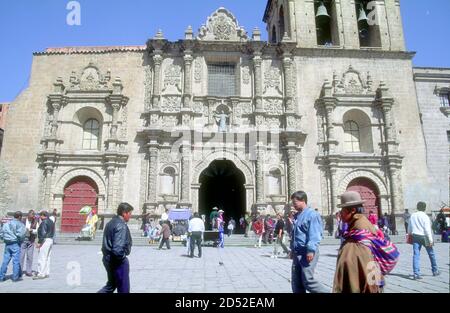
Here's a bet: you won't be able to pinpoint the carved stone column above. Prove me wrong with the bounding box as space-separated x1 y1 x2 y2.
378 82 398 154
180 143 191 206
285 146 297 197
152 54 163 109
329 167 338 214
255 146 265 204
147 144 159 204
110 103 120 139
282 54 294 112
388 166 402 230
44 167 54 209
106 166 115 211
183 53 193 109
324 102 338 154
252 53 263 112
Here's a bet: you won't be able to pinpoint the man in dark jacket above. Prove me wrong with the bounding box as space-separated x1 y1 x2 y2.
33 211 55 280
98 203 133 293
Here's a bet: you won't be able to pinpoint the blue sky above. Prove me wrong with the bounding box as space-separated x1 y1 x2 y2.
0 0 449 102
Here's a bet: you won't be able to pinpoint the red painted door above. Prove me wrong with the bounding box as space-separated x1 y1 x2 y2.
62 177 98 233
347 178 381 218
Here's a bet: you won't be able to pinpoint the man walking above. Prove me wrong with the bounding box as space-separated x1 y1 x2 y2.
290 191 328 293
403 209 411 233
158 220 171 250
408 201 440 280
272 213 289 258
0 211 26 282
33 211 55 280
21 210 38 277
98 203 133 293
188 212 205 258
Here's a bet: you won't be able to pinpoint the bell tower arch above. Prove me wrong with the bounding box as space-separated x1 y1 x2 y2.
263 0 406 51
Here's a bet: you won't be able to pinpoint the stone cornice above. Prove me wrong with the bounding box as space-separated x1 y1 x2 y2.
293 48 415 60
34 46 146 56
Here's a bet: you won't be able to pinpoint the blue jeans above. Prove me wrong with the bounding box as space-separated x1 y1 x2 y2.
412 236 438 276
0 243 22 281
291 249 328 293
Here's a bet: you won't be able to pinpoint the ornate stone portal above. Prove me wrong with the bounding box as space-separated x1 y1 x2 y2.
139 8 303 216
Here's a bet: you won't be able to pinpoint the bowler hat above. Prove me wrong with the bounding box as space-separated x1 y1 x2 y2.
337 191 365 208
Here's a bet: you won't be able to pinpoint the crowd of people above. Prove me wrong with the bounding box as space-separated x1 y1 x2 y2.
1 193 445 294
0 210 55 282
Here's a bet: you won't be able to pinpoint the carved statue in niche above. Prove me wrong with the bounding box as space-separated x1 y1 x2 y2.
214 103 230 132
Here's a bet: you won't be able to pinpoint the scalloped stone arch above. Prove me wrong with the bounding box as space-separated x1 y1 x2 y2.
55 168 106 196
193 150 254 185
338 169 388 197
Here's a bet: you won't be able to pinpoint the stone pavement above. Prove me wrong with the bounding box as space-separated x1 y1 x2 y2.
0 243 448 293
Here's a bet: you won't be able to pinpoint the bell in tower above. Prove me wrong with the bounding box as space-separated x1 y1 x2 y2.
315 1 335 46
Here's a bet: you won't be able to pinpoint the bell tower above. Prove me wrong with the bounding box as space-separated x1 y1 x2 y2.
263 0 406 51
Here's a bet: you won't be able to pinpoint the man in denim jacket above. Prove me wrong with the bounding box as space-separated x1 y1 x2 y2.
0 211 26 282
290 191 328 293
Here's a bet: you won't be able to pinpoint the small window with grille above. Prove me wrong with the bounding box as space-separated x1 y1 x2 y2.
208 63 236 97
440 93 450 107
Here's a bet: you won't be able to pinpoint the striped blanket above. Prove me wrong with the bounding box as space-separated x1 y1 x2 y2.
343 229 400 275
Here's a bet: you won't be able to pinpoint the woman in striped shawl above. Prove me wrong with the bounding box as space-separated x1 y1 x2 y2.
333 191 399 293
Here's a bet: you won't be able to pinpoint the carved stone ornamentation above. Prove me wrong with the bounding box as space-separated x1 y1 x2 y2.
69 63 111 91
264 67 282 95
242 66 251 85
193 101 204 114
266 117 281 129
194 59 202 83
120 106 128 139
286 116 298 129
333 66 372 95
255 115 265 127
163 64 182 92
161 96 181 113
197 7 248 42
161 116 178 128
264 99 283 116
144 66 153 111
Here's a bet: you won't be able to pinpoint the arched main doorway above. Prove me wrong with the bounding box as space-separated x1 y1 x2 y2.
199 160 246 233
62 176 99 233
347 177 381 218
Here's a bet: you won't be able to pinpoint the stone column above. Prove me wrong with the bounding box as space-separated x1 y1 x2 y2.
252 53 263 112
282 53 294 112
106 166 115 211
152 54 163 109
378 82 398 154
44 167 54 209
255 146 265 204
148 145 159 204
180 143 191 206
110 103 120 139
324 102 338 154
286 146 297 197
388 166 402 230
183 53 193 109
329 167 338 214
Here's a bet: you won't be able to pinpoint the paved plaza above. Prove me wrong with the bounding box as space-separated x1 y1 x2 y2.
0 243 448 293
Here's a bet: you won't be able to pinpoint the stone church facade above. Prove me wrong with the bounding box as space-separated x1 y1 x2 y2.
1 0 448 231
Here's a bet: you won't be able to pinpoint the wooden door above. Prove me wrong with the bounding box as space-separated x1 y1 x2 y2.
62 177 98 233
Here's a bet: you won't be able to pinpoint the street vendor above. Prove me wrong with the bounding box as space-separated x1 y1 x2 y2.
86 208 99 239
